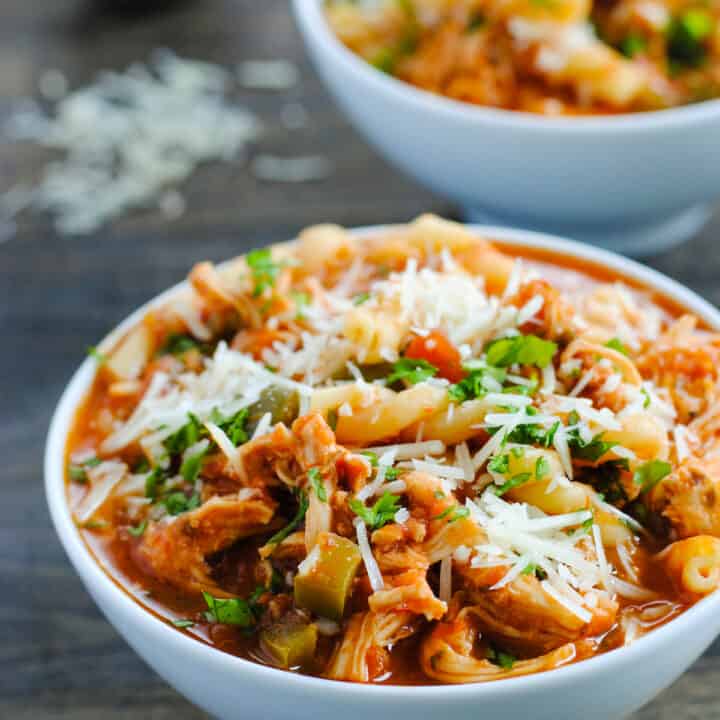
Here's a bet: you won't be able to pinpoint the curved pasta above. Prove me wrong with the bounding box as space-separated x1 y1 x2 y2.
403 398 491 444
335 383 449 445
342 307 408 363
662 536 720 601
296 223 355 277
603 412 669 462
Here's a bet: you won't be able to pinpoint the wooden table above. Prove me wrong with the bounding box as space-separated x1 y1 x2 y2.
2 1 719 717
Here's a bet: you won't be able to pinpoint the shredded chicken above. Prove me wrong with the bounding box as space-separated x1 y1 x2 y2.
139 490 277 595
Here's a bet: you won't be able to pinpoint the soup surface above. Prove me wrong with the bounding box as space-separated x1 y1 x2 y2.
325 0 720 115
67 215 720 684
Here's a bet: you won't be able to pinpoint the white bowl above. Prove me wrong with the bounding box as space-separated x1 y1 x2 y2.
46 225 720 720
293 0 720 255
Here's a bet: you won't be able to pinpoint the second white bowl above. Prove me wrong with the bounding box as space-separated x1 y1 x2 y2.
293 0 720 255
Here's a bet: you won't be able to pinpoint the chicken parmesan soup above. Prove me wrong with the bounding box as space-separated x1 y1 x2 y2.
325 0 720 114
67 215 720 684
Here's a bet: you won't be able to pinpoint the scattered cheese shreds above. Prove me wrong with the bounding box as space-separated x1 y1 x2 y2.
354 518 385 592
74 461 128 523
252 155 333 183
439 555 453 603
3 50 260 237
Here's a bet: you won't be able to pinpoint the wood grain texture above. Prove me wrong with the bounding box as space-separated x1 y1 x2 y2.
1 1 719 717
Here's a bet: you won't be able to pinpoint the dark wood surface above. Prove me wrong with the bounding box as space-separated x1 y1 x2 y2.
2 1 719 717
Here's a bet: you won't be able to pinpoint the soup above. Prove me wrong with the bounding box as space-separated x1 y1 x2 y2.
66 215 720 684
325 0 720 115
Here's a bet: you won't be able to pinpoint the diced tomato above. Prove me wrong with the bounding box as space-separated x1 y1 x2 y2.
404 330 465 383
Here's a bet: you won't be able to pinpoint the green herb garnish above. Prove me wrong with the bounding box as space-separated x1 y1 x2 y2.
68 456 101 483
667 9 713 67
487 646 516 669
485 334 558 369
267 491 309 546
162 491 201 516
620 33 647 58
202 591 262 628
448 364 507 403
127 520 148 537
492 472 532 496
605 337 629 355
160 334 199 356
387 357 438 385
349 491 402 530
535 456 550 481
308 467 327 503
633 459 672 492
172 619 195 629
247 248 283 297
87 346 107 364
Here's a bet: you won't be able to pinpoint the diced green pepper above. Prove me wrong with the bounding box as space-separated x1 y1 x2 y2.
246 385 299 433
294 532 361 620
260 621 318 669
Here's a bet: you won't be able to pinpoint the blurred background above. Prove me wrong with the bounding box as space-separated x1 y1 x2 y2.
1 1 719 718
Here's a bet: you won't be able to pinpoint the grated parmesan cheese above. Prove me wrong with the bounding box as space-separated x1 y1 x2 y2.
354 518 384 592
3 51 260 237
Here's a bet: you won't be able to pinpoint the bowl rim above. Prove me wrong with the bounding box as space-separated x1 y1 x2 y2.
293 0 720 133
45 223 720 700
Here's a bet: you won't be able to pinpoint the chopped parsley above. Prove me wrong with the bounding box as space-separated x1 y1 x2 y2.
641 388 651 409
668 9 713 68
487 645 516 669
488 454 510 475
484 334 558 369
587 460 630 505
501 419 560 449
162 491 201 516
535 455 550 481
349 491 402 530
144 467 167 500
68 456 101 483
567 427 616 462
127 520 148 537
466 11 485 32
521 563 548 580
633 459 672 493
580 516 594 534
180 445 209 484
308 467 327 503
172 619 195 629
493 472 532 496
87 346 107 364
433 504 471 523
619 33 647 58
448 364 507 403
213 407 250 446
159 334 200 356
267 490 309 547
387 357 438 385
605 337 629 355
163 413 204 456
291 291 310 319
353 291 371 305
202 589 264 628
247 248 283 297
